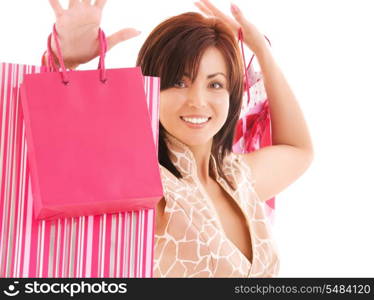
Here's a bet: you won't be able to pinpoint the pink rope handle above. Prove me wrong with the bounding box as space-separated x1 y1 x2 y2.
238 28 251 105
46 24 108 84
97 28 108 83
46 34 58 70
238 27 250 143
237 27 272 142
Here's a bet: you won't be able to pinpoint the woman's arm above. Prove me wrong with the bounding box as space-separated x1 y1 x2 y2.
195 1 314 202
242 45 314 202
256 45 314 152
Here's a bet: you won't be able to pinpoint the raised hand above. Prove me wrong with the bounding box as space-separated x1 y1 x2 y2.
194 0 268 55
48 0 141 68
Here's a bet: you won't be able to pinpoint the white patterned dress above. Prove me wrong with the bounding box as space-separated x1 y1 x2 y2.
153 131 280 277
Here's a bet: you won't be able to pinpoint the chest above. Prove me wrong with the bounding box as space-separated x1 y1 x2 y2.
203 180 253 264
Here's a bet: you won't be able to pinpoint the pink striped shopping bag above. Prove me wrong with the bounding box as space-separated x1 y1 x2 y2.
0 61 160 277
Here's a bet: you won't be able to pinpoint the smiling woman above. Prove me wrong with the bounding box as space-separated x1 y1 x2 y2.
136 12 280 277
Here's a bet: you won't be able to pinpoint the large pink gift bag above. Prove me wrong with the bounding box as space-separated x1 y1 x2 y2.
20 26 163 221
232 28 275 223
0 57 160 276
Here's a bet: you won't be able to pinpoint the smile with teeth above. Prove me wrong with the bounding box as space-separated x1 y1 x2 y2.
180 116 211 124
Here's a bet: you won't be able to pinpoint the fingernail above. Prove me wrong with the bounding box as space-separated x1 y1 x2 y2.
231 3 239 13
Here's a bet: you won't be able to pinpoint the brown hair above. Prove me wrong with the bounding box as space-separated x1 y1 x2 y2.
136 12 244 190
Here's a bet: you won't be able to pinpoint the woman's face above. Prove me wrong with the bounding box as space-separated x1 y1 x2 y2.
160 46 230 147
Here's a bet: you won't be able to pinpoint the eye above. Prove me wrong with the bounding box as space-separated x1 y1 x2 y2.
174 80 187 88
210 81 224 89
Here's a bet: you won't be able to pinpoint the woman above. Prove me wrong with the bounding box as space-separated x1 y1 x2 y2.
46 0 314 277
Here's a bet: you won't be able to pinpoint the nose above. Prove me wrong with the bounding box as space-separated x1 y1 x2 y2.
186 85 207 108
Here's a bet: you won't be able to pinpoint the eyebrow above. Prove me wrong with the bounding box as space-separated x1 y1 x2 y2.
183 72 227 79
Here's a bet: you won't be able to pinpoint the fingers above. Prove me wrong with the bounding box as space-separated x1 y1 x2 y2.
230 3 248 26
230 3 257 35
68 0 79 9
48 0 64 17
106 28 141 51
200 0 239 30
82 0 92 4
94 0 107 9
194 2 214 17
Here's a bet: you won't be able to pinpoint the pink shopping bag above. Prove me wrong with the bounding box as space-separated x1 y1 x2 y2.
20 26 163 221
232 28 275 222
0 60 160 277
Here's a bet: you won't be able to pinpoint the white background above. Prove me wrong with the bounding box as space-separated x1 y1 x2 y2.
1 0 373 277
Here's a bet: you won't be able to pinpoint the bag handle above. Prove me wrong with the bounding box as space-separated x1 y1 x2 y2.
237 27 271 140
237 27 271 103
47 24 108 85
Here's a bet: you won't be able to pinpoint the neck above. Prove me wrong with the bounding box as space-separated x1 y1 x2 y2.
188 140 213 186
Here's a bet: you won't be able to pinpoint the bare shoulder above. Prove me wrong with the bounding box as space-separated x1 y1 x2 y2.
241 145 314 202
